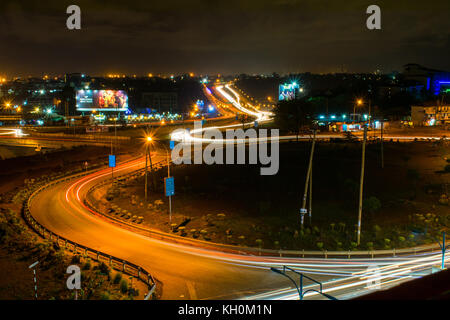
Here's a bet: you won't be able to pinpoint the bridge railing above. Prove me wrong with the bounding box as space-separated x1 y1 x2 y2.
23 159 157 300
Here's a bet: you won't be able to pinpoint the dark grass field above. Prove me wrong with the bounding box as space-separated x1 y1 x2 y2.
111 140 450 250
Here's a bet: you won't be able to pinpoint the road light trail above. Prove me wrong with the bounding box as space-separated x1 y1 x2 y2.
27 84 448 300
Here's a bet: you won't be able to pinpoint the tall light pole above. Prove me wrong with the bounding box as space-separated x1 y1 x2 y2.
380 119 384 169
301 129 316 228
357 126 367 246
145 136 153 202
166 146 172 223
354 99 363 123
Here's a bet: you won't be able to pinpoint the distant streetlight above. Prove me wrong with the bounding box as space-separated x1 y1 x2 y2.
353 99 364 122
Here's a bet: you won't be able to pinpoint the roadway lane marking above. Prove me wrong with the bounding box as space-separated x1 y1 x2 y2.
186 281 198 300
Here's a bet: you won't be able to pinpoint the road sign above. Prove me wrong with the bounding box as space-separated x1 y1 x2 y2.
170 140 175 150
201 119 206 126
109 155 116 168
164 177 175 197
29 261 39 269
300 208 307 214
254 121 258 128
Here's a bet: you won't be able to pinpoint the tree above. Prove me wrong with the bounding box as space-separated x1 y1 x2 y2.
274 98 315 141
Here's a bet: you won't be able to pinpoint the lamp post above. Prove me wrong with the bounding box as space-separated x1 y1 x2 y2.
300 129 316 228
357 125 367 246
145 136 153 202
354 99 363 123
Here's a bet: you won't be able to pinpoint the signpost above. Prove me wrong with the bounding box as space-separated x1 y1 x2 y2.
109 155 116 186
165 177 175 223
29 261 39 300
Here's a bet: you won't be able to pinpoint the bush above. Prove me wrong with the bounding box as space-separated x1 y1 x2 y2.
99 262 109 275
120 279 128 294
83 261 91 270
363 197 381 214
445 164 450 173
113 273 122 284
100 292 110 300
71 255 81 264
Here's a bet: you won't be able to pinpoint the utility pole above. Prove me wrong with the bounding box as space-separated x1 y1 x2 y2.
145 137 152 202
110 136 114 187
145 143 148 202
442 232 446 270
301 130 316 228
308 167 312 225
357 126 367 246
380 120 384 169
167 149 172 223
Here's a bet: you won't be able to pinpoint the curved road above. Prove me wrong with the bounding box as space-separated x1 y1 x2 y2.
28 84 449 300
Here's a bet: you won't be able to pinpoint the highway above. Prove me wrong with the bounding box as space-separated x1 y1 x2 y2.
27 84 449 300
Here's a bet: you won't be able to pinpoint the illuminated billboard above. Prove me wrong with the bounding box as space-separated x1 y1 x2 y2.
76 90 128 111
279 83 300 101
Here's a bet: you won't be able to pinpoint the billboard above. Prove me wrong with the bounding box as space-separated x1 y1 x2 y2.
279 83 300 101
76 90 128 111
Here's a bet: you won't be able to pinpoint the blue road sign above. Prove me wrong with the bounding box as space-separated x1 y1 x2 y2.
254 121 258 128
170 140 175 150
109 155 116 168
165 177 175 197
201 119 206 126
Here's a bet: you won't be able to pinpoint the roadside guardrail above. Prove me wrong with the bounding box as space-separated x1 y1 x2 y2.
23 158 157 300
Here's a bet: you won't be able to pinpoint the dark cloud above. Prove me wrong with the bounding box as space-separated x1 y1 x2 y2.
0 0 449 76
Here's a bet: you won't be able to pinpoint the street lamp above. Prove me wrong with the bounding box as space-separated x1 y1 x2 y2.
353 99 363 122
145 135 153 202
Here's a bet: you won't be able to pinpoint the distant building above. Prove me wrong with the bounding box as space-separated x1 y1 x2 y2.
141 92 178 113
403 64 450 96
411 104 450 126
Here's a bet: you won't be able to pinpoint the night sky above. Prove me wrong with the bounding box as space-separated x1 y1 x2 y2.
0 0 449 76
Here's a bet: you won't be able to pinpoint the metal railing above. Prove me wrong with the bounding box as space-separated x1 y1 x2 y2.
23 161 157 300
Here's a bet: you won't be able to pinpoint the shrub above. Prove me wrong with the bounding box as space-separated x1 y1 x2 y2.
363 197 381 214
99 262 109 275
316 242 324 250
100 292 110 300
445 164 450 173
120 279 128 294
113 273 122 284
83 261 91 270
